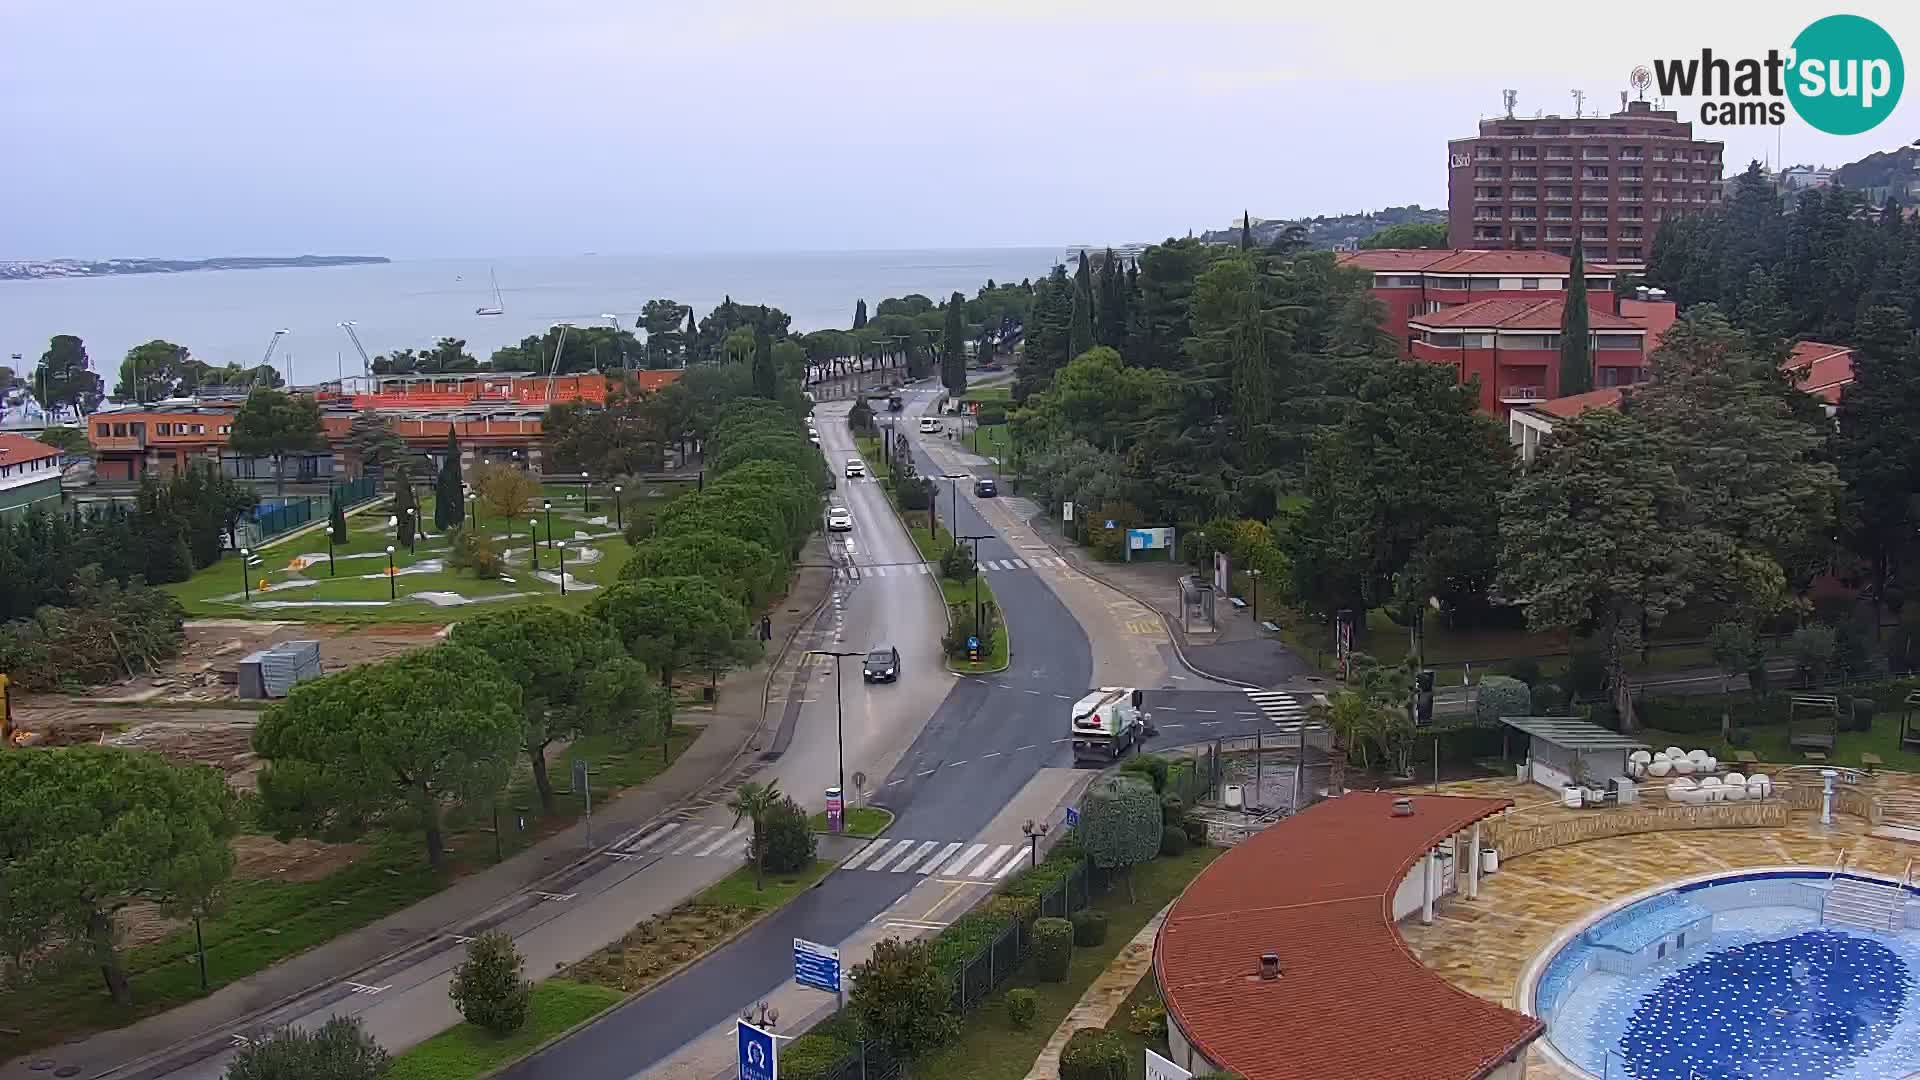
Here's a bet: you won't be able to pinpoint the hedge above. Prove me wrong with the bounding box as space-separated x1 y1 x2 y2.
1071 910 1107 947
781 1034 854 1080
1032 918 1073 982
1059 1029 1128 1080
1006 988 1038 1030
1159 824 1188 856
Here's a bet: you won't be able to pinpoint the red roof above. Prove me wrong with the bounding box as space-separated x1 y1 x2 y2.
1409 297 1643 332
1338 249 1581 274
1156 792 1539 1080
1783 340 1853 403
1533 387 1626 418
0 432 61 464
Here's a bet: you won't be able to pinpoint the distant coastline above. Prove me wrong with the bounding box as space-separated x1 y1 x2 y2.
0 255 390 281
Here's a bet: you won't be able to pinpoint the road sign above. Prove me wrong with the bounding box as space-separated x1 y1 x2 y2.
738 1020 777 1080
793 937 841 993
1104 519 1116 530
1062 501 1074 522
1064 806 1080 828
1145 1049 1192 1080
570 760 588 794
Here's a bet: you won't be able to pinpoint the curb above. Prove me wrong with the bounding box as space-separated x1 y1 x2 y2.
89 563 840 1080
1021 511 1264 691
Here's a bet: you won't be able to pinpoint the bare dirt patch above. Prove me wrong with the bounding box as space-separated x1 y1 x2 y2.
231 834 367 883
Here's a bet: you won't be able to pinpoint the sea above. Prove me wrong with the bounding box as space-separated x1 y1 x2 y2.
0 249 1063 382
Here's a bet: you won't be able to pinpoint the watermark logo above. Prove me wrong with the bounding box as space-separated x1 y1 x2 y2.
1651 14 1903 134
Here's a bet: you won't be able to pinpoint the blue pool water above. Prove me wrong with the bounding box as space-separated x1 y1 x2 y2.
1535 873 1920 1080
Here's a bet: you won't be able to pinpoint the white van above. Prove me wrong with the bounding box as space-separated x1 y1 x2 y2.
919 416 942 434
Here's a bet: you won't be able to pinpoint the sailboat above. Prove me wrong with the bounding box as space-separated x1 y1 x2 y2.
475 268 505 316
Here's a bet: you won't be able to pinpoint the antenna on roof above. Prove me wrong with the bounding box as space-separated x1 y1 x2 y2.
1631 66 1653 101
1620 90 1629 112
1571 89 1586 117
1502 89 1517 119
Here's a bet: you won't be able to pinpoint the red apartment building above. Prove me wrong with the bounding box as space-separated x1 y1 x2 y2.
85 371 681 483
1447 100 1723 265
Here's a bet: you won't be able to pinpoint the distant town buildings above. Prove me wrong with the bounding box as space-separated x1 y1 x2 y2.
1447 99 1724 266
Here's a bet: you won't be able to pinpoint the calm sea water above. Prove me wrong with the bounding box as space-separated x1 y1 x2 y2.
0 249 1060 381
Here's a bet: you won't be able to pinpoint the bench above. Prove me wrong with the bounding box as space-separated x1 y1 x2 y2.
1802 750 1828 764
1261 620 1282 634
1228 597 1248 610
1734 751 1758 765
1861 752 1884 773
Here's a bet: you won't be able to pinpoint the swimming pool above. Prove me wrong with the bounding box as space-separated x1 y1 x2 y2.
1525 869 1920 1080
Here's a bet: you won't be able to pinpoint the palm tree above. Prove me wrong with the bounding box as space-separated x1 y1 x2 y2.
726 779 782 890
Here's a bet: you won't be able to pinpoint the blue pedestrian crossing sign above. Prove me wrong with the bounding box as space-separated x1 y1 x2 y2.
738 1020 777 1080
793 937 841 993
1064 806 1080 828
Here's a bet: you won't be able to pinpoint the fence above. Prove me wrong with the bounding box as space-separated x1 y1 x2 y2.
242 477 383 545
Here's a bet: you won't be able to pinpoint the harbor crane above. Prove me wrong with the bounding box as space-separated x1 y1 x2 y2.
338 321 374 379
256 328 290 386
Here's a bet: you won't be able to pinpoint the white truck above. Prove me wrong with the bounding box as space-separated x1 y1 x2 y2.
1070 686 1147 764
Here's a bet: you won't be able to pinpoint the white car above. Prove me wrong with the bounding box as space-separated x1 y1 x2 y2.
827 508 853 531
845 458 866 478
919 416 942 434
808 431 821 445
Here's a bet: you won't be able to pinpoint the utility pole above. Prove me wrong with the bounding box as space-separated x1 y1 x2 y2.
958 533 992 633
941 474 969 551
807 649 862 827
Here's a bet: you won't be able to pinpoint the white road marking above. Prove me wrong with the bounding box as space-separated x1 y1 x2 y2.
948 759 969 767
942 843 990 875
919 841 964 874
841 839 888 871
892 841 940 872
670 826 722 855
918 769 937 777
623 823 681 852
694 826 747 857
864 840 915 872
991 847 1033 879
981 751 1001 758
1016 744 1037 751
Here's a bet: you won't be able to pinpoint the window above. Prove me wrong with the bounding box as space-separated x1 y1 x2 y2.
192 424 206 434
112 423 128 437
219 424 233 434
1521 278 1541 290
97 423 109 437
156 423 172 435
1594 334 1641 351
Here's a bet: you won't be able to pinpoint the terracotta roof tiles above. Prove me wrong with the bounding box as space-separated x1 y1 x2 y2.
0 432 62 463
1408 297 1643 332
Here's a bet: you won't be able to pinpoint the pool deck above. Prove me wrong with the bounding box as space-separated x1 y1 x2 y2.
1398 774 1918 1080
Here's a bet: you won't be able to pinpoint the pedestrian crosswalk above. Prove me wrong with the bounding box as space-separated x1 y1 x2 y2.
843 556 1067 579
1246 688 1315 733
614 821 752 860
840 838 1035 881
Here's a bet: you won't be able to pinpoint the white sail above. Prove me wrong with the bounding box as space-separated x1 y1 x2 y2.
476 268 504 316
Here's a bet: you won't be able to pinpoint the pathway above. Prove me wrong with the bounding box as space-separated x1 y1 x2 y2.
1023 904 1173 1080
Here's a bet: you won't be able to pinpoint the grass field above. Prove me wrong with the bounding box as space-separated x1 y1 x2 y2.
959 384 1012 404
808 806 894 837
910 846 1220 1080
386 979 625 1080
903 514 1010 672
961 423 1009 461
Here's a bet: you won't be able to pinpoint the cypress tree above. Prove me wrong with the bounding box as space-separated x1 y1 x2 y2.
685 308 698 362
752 323 777 398
434 429 464 531
395 482 416 551
853 299 868 330
1240 211 1252 252
1558 246 1593 396
330 499 348 545
1068 252 1095 360
942 292 966 396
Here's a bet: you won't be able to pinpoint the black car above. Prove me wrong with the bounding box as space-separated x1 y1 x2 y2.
862 645 899 682
973 477 997 498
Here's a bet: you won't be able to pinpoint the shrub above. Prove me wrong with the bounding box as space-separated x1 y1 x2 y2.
1127 1000 1168 1040
990 894 1040 925
1159 824 1189 856
782 1034 854 1080
1121 754 1169 793
1475 675 1532 725
849 937 959 1059
1032 917 1073 982
445 522 504 579
1006 988 1038 1030
1503 656 1542 688
1565 641 1608 701
1070 910 1107 946
447 930 530 1034
761 796 817 873
1851 697 1876 733
1058 1028 1128 1080
939 542 976 583
943 602 999 660
223 1016 389 1080
1182 815 1208 847
975 403 1007 426
1194 1073 1246 1080
1530 681 1568 711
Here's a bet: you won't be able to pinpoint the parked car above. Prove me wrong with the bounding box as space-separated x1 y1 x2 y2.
973 477 997 498
845 458 866 478
863 645 900 682
827 507 853 531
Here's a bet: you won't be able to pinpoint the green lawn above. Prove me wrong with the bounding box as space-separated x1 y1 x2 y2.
1105 973 1170 1080
1644 710 1919 772
386 979 625 1080
695 859 835 913
910 846 1221 1080
962 423 1009 461
808 806 894 837
959 384 1012 405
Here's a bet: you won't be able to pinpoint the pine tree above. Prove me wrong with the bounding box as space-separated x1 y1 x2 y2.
853 299 868 330
1558 246 1593 396
1068 253 1095 360
942 292 966 396
434 430 464 532
1240 211 1252 252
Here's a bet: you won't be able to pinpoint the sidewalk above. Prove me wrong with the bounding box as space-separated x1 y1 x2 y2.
1021 511 1318 691
35 540 838 1080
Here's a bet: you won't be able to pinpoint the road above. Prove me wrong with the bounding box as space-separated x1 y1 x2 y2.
498 386 1317 1078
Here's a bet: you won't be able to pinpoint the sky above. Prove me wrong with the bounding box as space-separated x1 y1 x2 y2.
3 1 1918 259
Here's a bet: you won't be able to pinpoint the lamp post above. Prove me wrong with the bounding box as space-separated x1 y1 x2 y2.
385 545 396 599
1248 568 1263 624
528 518 539 571
613 484 624 531
959 533 991 635
581 471 593 513
542 500 553 552
1021 818 1051 869
465 484 477 529
325 519 336 577
806 649 862 830
239 547 251 603
556 541 567 596
941 473 968 550
405 506 418 554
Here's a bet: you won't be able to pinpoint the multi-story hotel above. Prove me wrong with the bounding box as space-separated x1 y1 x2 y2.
1447 100 1724 266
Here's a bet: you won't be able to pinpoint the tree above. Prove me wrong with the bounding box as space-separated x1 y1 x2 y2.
941 291 967 396
751 323 777 399
1834 306 1920 636
1068 253 1095 360
32 426 89 456
1359 221 1448 249
330 500 348 545
853 298 868 330
448 930 531 1035
1557 246 1593 396
1239 211 1253 252
1790 623 1838 687
471 461 541 521
1080 774 1162 901
222 1017 390 1080
622 531 781 606
434 429 464 532
394 481 417 550
34 334 104 417
849 937 959 1061
253 645 522 870
1707 620 1765 735
726 779 783 890
586 576 753 691
0 746 237 1006
116 339 196 403
342 409 409 479
227 388 325 494
449 607 665 813
1474 675 1532 726
759 795 816 873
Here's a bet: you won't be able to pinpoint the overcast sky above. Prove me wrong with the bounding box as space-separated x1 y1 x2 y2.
3 1 1916 258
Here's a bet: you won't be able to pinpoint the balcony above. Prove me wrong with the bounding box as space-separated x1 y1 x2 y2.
1509 193 1538 202
92 434 145 452
1476 192 1504 202
1500 386 1547 403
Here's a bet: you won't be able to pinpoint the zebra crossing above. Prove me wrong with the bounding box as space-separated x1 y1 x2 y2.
1246 688 1315 733
842 556 1068 579
613 821 752 860
839 838 1035 882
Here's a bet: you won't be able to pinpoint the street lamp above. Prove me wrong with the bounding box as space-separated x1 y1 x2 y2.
806 649 863 831
542 500 553 551
325 516 337 577
1021 818 1051 869
941 474 969 550
239 547 251 603
613 484 624 531
556 541 567 596
528 518 539 571
385 545 396 599
464 483 477 529
581 471 593 513
405 506 418 553
959 533 991 636
1248 568 1263 624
